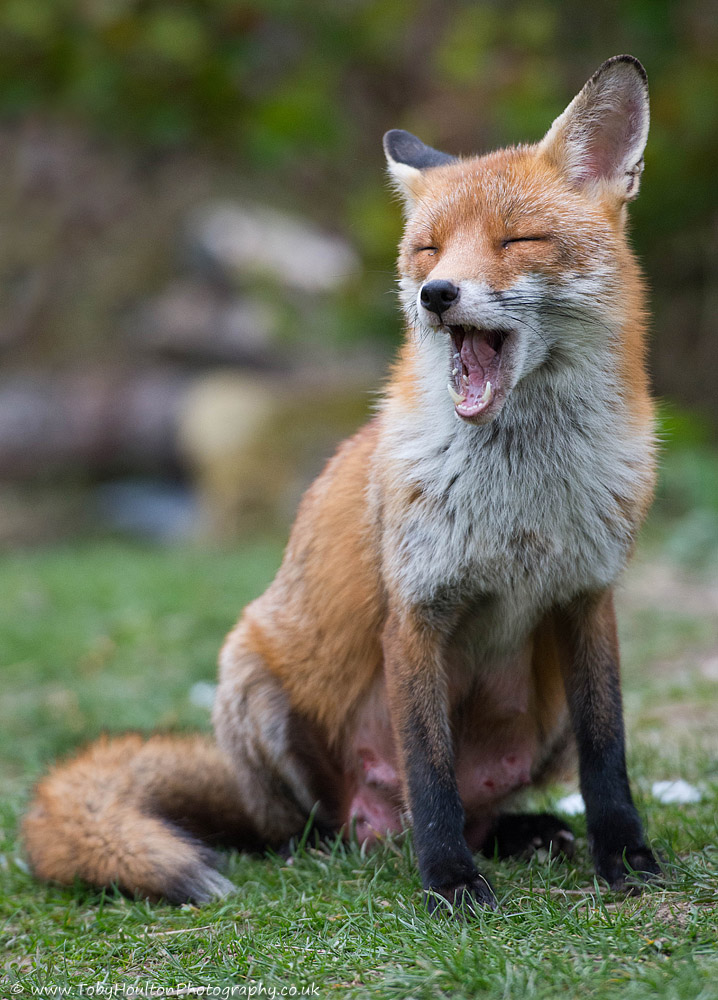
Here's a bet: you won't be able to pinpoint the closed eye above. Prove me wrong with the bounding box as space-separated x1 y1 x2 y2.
501 236 550 249
414 246 439 255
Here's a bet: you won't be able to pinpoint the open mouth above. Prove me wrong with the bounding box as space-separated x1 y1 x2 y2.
446 325 510 421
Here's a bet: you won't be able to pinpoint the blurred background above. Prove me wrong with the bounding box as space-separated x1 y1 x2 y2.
0 0 715 549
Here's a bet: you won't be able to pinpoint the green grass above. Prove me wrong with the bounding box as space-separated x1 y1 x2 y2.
2 511 718 997
0 540 284 780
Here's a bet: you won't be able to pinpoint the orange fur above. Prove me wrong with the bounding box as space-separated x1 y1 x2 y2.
390 146 653 437
23 734 258 902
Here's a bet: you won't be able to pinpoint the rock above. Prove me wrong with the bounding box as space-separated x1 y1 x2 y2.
177 370 372 539
651 780 703 804
188 682 217 710
555 792 586 816
131 280 282 367
190 202 361 293
0 369 188 478
93 478 198 542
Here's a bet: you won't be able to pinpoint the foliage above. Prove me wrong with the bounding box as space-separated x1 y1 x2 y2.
649 407 718 569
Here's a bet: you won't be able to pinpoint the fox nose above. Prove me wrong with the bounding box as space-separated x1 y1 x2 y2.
420 279 460 317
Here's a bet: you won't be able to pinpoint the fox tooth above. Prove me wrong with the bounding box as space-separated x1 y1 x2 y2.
447 383 466 405
462 374 469 384
451 367 459 376
481 381 493 405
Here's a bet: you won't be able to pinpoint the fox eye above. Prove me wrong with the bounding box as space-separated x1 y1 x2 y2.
415 246 439 256
501 236 548 249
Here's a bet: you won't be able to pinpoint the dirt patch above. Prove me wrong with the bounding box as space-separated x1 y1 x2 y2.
652 899 698 929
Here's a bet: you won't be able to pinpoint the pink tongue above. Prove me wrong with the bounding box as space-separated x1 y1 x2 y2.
460 332 496 407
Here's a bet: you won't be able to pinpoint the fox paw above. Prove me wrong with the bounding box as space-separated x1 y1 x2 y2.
425 873 498 917
597 846 661 891
483 812 575 861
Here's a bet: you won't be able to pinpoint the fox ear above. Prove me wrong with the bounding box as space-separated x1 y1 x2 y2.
539 55 649 201
383 130 455 208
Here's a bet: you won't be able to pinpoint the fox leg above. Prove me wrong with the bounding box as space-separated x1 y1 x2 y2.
383 609 497 914
214 627 341 848
481 813 575 860
555 591 660 888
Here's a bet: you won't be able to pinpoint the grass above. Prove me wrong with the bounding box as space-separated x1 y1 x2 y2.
2 432 718 998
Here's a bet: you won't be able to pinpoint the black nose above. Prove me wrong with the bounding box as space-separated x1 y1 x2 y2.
420 279 460 316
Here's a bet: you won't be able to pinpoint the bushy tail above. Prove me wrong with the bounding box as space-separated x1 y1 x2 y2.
22 733 261 904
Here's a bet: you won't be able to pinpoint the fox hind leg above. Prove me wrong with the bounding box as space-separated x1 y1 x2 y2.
213 632 341 849
481 812 575 860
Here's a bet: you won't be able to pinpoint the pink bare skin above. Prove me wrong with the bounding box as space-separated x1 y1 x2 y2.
339 651 541 851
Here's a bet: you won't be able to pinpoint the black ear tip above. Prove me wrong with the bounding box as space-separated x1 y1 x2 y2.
383 129 418 162
383 130 456 170
595 54 648 88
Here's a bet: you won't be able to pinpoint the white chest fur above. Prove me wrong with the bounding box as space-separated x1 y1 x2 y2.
375 339 654 659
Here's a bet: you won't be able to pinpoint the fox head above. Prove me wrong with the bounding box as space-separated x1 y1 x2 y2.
384 55 650 425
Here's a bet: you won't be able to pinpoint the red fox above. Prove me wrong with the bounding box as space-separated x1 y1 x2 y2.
23 55 660 913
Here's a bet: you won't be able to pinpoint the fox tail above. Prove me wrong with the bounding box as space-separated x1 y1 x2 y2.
22 733 261 904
